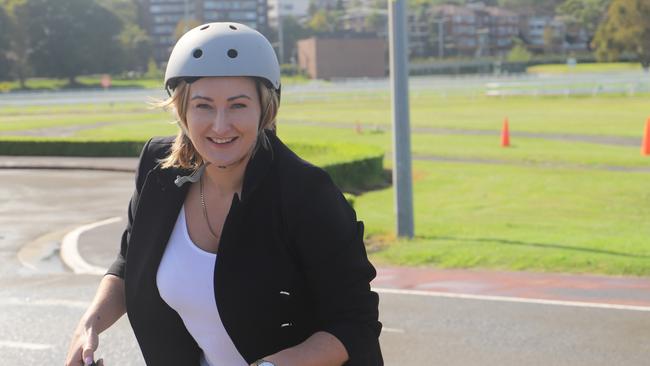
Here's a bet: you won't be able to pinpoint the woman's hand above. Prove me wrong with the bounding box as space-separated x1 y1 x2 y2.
65 325 104 366
64 274 126 365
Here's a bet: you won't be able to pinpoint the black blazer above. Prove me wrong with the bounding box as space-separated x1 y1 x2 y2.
107 131 383 365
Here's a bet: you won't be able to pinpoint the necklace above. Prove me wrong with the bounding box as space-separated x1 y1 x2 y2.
199 174 220 240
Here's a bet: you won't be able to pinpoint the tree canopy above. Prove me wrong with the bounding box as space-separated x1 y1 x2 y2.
592 0 650 69
8 0 124 84
0 6 11 80
556 0 610 35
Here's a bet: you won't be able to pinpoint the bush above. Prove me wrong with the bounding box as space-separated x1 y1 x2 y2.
280 63 307 77
0 138 385 193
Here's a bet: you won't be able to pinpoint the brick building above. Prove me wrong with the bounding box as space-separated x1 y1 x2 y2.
138 0 269 65
297 36 386 79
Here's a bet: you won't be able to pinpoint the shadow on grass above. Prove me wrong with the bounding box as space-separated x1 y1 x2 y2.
343 168 393 195
426 235 648 259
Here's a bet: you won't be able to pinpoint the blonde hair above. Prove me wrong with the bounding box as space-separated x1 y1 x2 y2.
158 77 279 169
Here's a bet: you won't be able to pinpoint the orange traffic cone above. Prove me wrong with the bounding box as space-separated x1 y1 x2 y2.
501 118 510 147
642 118 650 156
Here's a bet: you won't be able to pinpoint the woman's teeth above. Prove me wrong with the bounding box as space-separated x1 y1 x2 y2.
208 137 237 144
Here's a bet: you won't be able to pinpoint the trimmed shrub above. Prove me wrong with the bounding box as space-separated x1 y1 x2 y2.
0 138 385 193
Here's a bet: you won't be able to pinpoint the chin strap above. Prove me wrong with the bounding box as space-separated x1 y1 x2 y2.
174 162 209 187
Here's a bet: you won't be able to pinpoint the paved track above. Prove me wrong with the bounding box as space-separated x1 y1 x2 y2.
1 165 649 365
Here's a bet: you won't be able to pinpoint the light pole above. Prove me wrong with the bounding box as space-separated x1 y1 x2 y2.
277 0 285 64
183 0 189 33
388 0 414 238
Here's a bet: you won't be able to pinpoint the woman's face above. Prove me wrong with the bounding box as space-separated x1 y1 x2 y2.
185 76 261 169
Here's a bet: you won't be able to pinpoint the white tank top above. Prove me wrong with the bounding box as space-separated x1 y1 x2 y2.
156 205 247 366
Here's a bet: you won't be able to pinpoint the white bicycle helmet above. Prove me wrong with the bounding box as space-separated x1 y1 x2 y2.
164 22 281 94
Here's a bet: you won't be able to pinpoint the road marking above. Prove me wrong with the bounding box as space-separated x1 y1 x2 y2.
60 217 120 275
0 340 54 350
0 297 90 309
373 287 650 312
382 327 405 333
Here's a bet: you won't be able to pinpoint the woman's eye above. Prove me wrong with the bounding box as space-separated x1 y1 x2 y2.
232 103 246 109
196 103 211 109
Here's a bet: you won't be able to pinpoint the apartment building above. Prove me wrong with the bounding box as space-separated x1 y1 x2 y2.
139 0 269 65
519 14 588 54
425 4 519 58
267 0 310 28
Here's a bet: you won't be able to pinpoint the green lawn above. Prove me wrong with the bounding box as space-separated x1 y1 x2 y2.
2 90 649 276
360 160 650 276
4 93 649 137
280 92 650 137
528 62 645 74
0 74 310 92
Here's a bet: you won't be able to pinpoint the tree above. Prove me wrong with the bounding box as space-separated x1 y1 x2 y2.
507 37 533 62
592 0 650 70
174 18 202 41
556 0 609 48
498 0 565 13
280 16 312 64
364 10 386 35
20 0 124 85
543 26 560 54
97 0 152 74
1 0 32 87
308 9 340 34
0 6 11 80
119 24 153 73
96 0 138 24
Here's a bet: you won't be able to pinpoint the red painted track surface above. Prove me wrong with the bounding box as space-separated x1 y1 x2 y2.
3 156 649 309
373 266 650 307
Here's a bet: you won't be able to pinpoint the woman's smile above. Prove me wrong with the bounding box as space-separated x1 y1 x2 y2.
206 136 239 146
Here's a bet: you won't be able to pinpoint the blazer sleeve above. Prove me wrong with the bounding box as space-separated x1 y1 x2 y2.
106 138 154 278
289 166 383 365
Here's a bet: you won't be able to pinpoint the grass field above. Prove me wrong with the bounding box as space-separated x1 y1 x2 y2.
0 74 309 92
2 83 649 276
528 62 645 74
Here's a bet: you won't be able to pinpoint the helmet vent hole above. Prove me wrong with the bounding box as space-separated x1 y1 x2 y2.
200 25 209 31
192 49 203 58
227 49 238 58
229 25 237 30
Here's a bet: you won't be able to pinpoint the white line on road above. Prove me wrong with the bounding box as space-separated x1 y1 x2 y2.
0 297 90 309
382 327 405 333
60 217 120 275
0 340 54 350
373 287 650 312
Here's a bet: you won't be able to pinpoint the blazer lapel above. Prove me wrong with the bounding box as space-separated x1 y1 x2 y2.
126 165 191 301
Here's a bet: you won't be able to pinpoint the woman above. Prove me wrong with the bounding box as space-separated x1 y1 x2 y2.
65 22 382 366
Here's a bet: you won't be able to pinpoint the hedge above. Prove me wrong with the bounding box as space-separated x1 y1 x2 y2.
0 138 385 193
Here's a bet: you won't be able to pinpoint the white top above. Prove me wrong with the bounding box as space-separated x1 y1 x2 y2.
156 205 247 366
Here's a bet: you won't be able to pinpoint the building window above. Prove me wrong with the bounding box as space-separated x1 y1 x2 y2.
150 4 185 13
153 14 182 23
153 25 175 34
228 11 257 21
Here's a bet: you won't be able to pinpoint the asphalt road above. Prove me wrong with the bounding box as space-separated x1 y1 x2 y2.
2 71 650 107
1 168 649 365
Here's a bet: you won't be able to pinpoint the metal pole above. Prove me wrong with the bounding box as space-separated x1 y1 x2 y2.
183 0 189 33
437 18 444 58
388 0 414 238
277 0 285 64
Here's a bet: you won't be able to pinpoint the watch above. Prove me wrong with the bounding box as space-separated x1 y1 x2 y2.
252 360 275 366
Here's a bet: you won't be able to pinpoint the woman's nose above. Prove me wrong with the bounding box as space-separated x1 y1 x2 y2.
211 109 230 132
